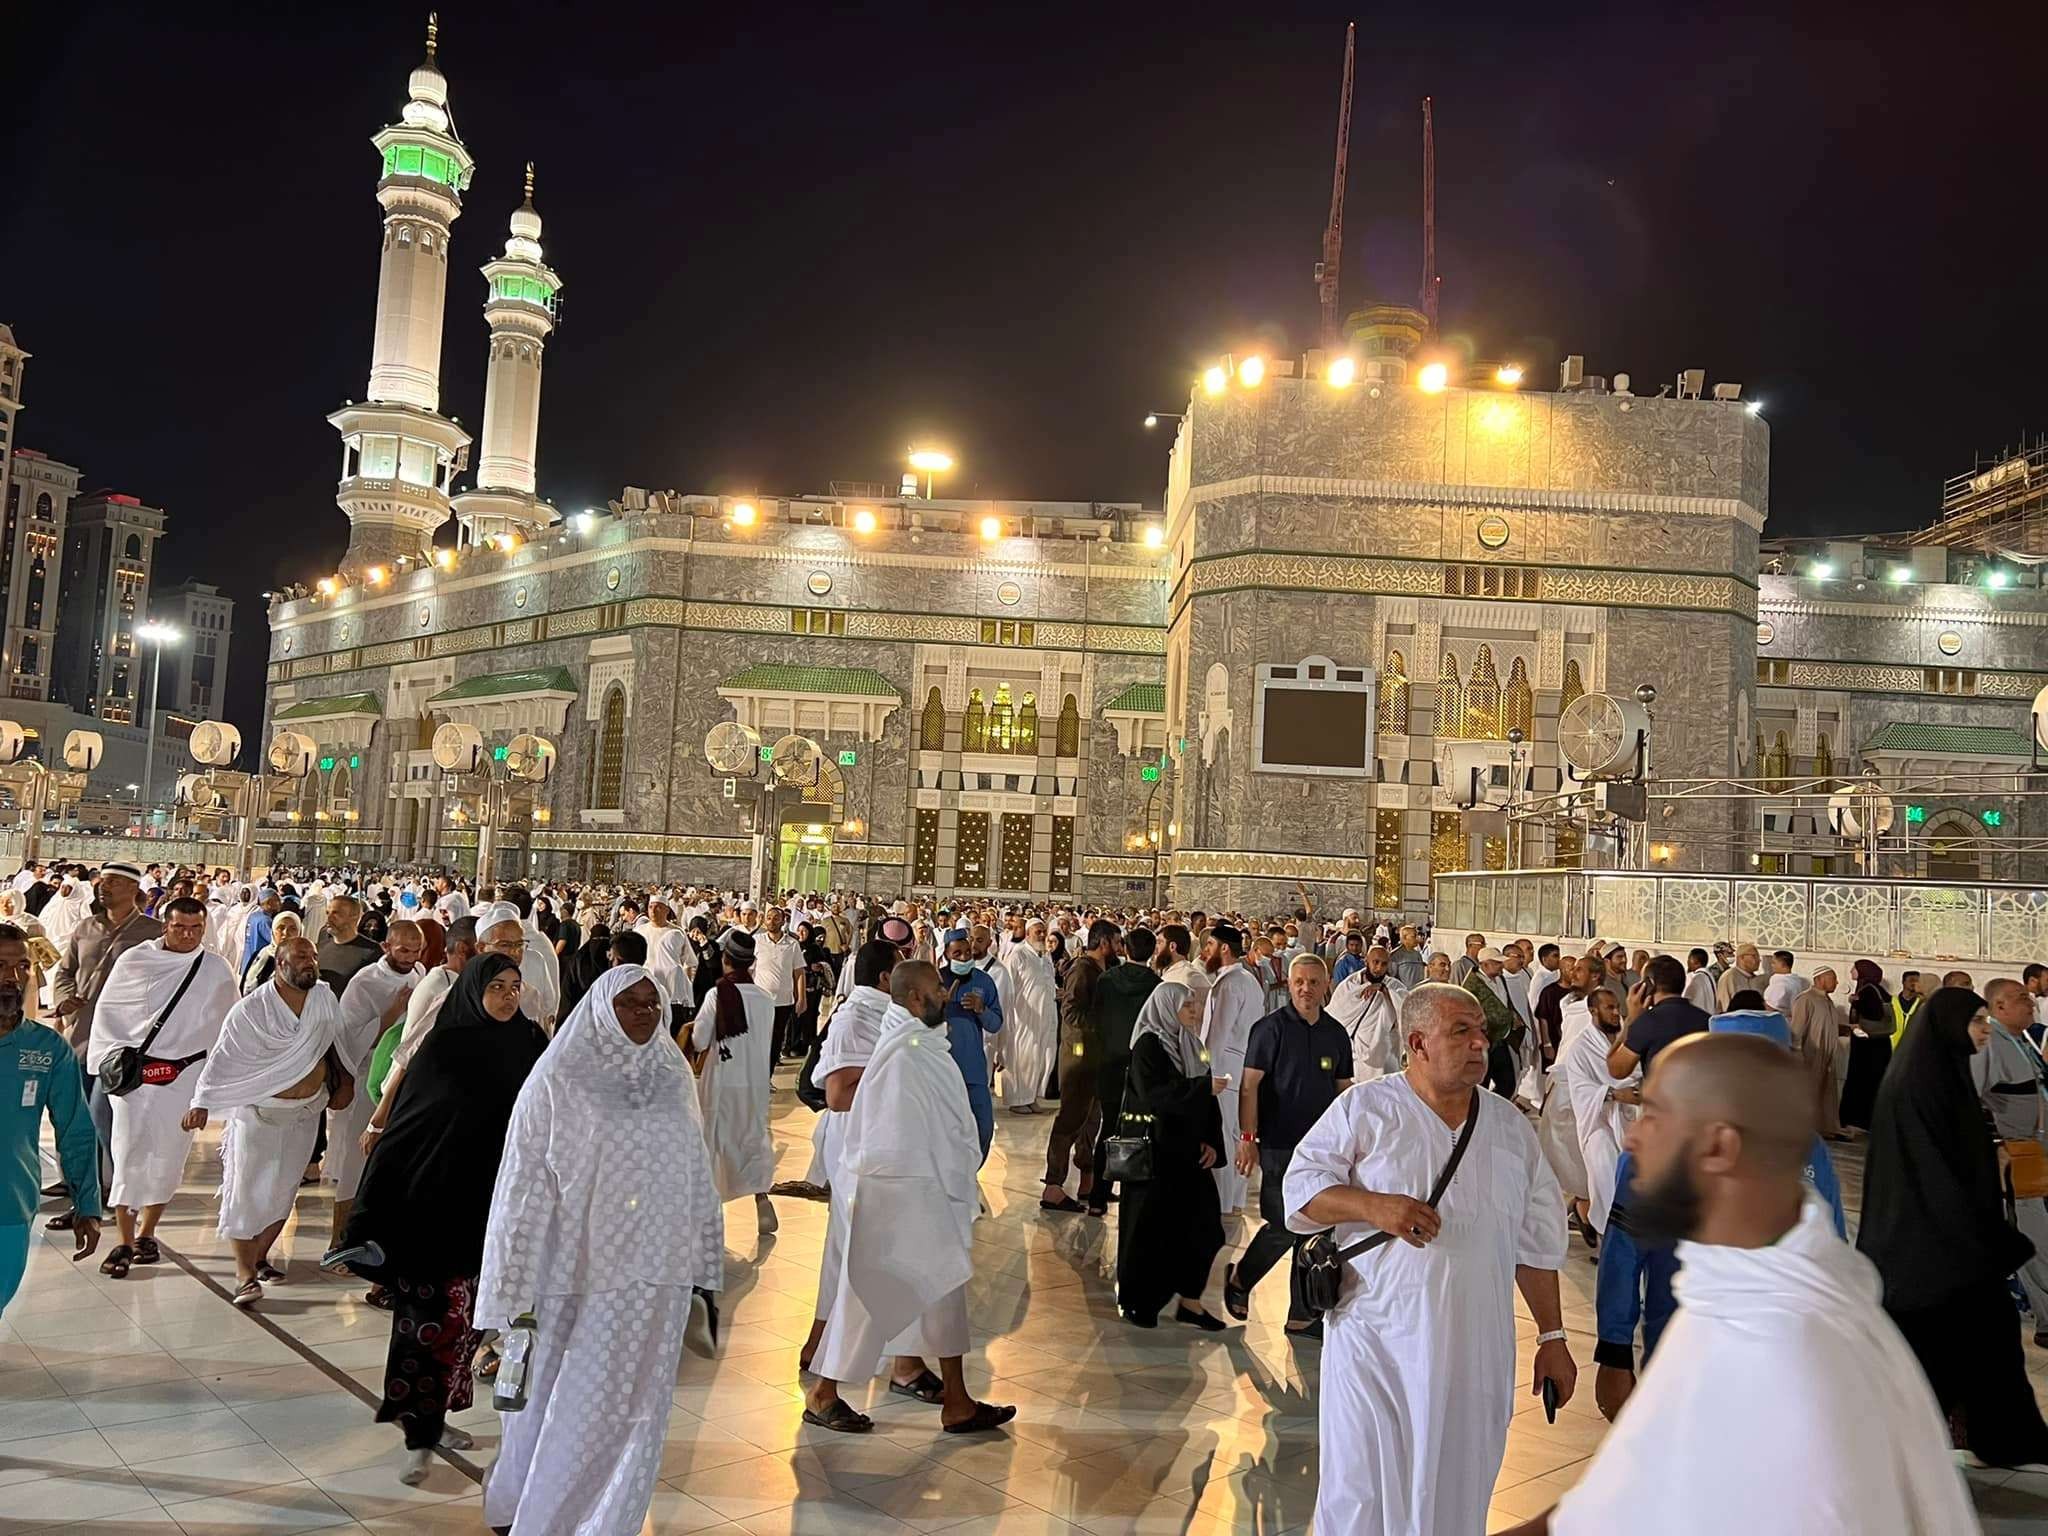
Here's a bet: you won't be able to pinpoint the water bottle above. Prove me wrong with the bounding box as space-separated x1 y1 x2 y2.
492 1313 537 1412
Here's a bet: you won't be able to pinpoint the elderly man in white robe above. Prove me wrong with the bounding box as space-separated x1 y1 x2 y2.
1324 944 1407 1082
474 903 554 1036
477 964 725 1536
999 919 1058 1112
1285 981 1575 1536
803 961 1015 1436
85 896 239 1276
1503 1033 1976 1536
691 928 779 1235
185 934 352 1307
1561 986 1639 1237
324 919 422 1248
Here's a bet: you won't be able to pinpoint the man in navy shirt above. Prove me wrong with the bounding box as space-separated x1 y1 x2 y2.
940 929 1003 1164
1223 954 1354 1335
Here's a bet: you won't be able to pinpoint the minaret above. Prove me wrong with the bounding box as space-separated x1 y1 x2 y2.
330 15 475 576
451 164 563 548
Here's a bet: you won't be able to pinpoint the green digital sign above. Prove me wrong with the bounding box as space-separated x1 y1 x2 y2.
348 753 361 770
1140 764 1161 783
1983 809 2004 828
318 756 335 773
759 745 774 762
838 749 858 766
492 744 509 762
1905 804 1926 824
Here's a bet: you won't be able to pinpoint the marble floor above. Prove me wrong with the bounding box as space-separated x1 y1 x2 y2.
5 1074 2047 1535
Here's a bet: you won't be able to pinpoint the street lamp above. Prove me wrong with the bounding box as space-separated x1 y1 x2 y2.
136 621 184 816
908 448 954 499
1142 412 1184 429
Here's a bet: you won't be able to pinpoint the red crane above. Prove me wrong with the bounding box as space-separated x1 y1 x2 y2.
1315 23 1356 349
1421 96 1440 338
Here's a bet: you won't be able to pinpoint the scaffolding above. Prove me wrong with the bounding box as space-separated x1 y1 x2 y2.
1904 433 2048 555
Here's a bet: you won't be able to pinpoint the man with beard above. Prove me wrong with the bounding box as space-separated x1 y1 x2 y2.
186 935 354 1307
999 918 1058 1114
326 919 423 1249
1 926 101 1313
804 962 1016 1436
1201 922 1264 1216
1323 943 1406 1082
1560 987 1638 1241
1508 1033 1969 1535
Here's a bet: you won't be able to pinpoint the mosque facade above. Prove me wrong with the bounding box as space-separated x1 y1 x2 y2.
258 30 2048 909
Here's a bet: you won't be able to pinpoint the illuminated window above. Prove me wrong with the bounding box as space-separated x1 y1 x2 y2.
956 812 990 888
1056 693 1080 756
1561 658 1584 712
1430 811 1466 874
1050 815 1074 893
999 813 1033 889
1016 694 1039 754
1554 821 1583 868
1436 653 1462 739
1765 730 1790 793
1484 835 1508 871
1377 650 1409 734
596 686 626 807
1373 809 1403 909
1465 646 1501 740
913 809 940 885
1504 657 1533 738
962 690 986 752
990 683 1015 753
919 687 946 750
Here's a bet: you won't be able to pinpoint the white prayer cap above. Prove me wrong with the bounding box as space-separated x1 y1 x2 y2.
477 901 524 933
1477 946 1505 964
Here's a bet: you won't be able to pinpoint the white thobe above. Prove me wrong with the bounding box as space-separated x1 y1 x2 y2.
1763 972 1810 1013
325 961 420 1199
521 916 560 1028
638 923 690 1004
87 942 238 1211
1551 1197 1979 1536
1204 965 1265 1212
1682 968 1718 1015
806 986 891 1195
390 964 457 1072
1324 973 1407 1082
690 981 777 1200
1285 1076 1568 1536
815 1006 979 1381
1561 1025 1636 1233
998 944 1058 1109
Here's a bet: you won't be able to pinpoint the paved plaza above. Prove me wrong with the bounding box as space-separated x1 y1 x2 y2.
6 1071 2048 1535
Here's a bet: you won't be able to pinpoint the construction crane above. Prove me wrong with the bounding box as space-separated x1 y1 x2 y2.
1315 23 1356 349
1421 96 1439 337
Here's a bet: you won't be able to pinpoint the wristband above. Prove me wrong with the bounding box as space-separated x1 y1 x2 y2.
1239 1133 1257 1143
1535 1329 1568 1347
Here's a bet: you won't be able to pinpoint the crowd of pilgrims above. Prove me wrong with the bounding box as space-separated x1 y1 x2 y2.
1 859 2044 1530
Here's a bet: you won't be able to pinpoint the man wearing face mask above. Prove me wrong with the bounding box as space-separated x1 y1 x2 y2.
186 935 355 1307
1506 1033 1970 1536
940 930 1003 1163
805 962 1016 1437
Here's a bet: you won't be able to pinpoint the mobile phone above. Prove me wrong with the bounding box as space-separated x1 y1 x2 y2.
1541 1377 1559 1423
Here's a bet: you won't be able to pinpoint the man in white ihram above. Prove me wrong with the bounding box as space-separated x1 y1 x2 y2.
86 896 239 1274
1284 981 1575 1535
1502 1033 1977 1535
324 918 422 1248
803 961 1015 1435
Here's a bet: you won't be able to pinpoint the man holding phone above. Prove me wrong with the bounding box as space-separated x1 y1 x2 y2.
1221 953 1352 1336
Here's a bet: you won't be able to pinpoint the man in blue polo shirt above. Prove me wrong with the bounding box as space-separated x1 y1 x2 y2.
940 929 1003 1164
1 924 102 1315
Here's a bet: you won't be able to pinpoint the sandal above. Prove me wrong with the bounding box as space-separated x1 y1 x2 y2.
1222 1263 1250 1322
99 1244 135 1279
45 1211 75 1232
475 1348 501 1382
133 1237 162 1266
802 1399 874 1434
1038 1194 1086 1213
231 1280 263 1309
888 1369 946 1404
256 1262 287 1284
942 1402 1017 1435
364 1286 394 1311
1175 1306 1226 1333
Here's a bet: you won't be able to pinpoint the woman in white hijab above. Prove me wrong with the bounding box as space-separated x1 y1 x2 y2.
476 964 724 1536
40 868 93 952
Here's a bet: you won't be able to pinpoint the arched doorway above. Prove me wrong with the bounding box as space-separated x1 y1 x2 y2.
777 812 833 893
1922 810 1982 882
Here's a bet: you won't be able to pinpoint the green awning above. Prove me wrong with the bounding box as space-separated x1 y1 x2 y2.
719 664 899 698
1103 681 1166 713
427 667 578 703
275 691 381 720
1862 721 2033 757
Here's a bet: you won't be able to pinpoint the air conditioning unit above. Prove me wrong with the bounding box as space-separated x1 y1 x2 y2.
1676 367 1705 400
1713 382 1743 401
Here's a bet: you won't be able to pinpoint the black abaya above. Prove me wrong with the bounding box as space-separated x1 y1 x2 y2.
1115 1033 1226 1320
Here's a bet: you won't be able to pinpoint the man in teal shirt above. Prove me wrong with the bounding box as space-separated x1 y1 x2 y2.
1 924 101 1314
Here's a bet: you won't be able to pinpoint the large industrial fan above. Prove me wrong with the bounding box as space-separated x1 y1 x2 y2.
431 722 488 775
769 733 823 787
189 721 241 768
1558 693 1652 780
504 734 557 783
703 721 763 776
1827 785 1895 839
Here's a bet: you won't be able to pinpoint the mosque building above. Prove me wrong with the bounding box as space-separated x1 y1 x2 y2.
258 25 2048 908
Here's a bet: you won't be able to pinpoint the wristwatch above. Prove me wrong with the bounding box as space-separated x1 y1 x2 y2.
1535 1329 1568 1347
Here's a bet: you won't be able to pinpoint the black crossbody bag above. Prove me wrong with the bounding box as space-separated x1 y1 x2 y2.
1291 1088 1481 1320
98 952 208 1098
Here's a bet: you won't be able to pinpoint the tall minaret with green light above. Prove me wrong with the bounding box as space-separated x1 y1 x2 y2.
452 164 563 549
330 14 476 577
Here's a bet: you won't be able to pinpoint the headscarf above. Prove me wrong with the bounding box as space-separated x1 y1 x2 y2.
550 962 686 1102
714 929 755 1041
1130 981 1211 1078
1856 987 2030 1309
1852 958 1884 991
342 953 546 1278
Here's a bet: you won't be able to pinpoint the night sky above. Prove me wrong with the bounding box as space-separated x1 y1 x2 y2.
5 3 2045 740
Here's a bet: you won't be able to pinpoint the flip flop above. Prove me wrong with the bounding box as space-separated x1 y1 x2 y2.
256 1263 287 1284
802 1399 874 1434
231 1280 263 1309
45 1211 75 1232
888 1369 946 1404
133 1237 161 1266
476 1349 501 1382
1038 1194 1086 1213
942 1402 1017 1435
99 1244 134 1279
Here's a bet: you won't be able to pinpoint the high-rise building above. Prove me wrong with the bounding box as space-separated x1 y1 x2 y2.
330 16 474 578
52 491 165 723
152 580 234 717
3 447 78 701
0 326 24 495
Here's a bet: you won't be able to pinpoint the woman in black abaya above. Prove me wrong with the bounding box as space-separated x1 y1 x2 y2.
1857 985 2048 1468
335 953 549 1484
1115 980 1229 1329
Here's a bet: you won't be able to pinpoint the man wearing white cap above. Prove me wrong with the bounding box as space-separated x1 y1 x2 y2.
692 928 778 1234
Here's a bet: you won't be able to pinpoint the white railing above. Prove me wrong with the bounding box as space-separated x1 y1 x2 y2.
1432 867 2048 965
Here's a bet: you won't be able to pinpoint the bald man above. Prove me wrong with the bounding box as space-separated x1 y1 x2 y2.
1508 1034 1972 1536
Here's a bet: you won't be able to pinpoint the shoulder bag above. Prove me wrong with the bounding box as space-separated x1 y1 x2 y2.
98 951 208 1098
1101 1071 1154 1184
1291 1088 1482 1320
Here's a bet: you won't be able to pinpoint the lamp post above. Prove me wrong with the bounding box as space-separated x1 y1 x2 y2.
907 448 954 500
136 621 184 817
